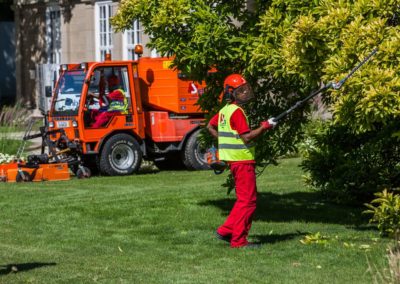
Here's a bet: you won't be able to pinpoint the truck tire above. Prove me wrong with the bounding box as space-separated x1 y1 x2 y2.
16 171 32 182
182 129 209 170
99 134 142 176
76 166 91 179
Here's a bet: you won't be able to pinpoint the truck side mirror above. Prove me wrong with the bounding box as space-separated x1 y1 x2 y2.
146 69 154 85
45 86 52 97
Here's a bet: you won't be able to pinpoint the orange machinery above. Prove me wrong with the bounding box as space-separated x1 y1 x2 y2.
44 47 210 176
0 161 70 183
138 57 206 143
0 124 91 183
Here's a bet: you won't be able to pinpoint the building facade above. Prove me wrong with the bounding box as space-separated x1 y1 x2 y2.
0 1 16 105
12 0 155 109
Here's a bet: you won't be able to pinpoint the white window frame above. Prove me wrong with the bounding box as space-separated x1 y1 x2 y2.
95 1 113 61
123 20 142 60
45 5 62 64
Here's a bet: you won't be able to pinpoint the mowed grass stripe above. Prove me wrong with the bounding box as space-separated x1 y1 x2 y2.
0 158 391 283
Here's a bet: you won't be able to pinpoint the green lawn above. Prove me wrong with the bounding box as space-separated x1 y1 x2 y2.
0 158 392 283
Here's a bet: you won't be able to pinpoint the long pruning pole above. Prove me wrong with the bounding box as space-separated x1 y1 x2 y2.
273 47 378 122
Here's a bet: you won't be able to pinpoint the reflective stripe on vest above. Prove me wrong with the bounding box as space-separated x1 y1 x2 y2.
108 89 128 114
218 104 255 161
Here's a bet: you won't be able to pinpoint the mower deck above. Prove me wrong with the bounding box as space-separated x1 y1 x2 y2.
0 161 70 182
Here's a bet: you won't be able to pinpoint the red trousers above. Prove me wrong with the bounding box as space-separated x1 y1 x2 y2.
217 163 257 247
91 111 114 128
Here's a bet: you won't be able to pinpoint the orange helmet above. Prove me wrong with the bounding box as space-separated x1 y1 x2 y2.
223 74 254 104
224 74 247 90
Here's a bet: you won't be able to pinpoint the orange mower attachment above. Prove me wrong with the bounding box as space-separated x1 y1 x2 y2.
1 119 92 183
0 160 71 182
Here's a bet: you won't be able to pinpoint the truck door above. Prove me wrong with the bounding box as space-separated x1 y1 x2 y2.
81 65 133 143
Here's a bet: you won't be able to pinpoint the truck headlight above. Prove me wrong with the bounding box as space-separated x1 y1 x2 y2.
48 121 54 128
72 120 78 127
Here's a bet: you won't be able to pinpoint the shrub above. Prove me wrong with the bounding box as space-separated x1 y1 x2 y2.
364 189 400 237
0 103 32 157
297 119 329 157
301 120 400 203
0 103 31 128
0 153 18 164
0 139 23 156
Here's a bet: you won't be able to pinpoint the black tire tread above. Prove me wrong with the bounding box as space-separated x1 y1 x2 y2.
182 129 209 170
99 133 142 176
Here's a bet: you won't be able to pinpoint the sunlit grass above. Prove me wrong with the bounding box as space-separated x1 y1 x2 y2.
0 158 391 283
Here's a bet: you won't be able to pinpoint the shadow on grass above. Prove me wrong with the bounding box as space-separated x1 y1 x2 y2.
0 262 56 275
200 191 371 228
253 231 308 244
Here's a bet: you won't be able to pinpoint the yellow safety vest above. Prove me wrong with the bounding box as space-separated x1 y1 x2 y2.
218 104 255 161
108 89 128 114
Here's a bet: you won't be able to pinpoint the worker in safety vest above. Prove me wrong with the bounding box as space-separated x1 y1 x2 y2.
90 74 128 128
207 74 277 248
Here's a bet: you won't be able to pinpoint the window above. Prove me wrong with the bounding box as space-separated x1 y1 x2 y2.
87 66 131 110
123 20 142 60
123 20 161 59
53 70 85 116
95 1 113 61
46 5 61 64
85 66 132 128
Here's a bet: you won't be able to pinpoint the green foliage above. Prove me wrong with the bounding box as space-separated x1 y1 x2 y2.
0 103 30 127
113 1 400 201
112 0 313 169
0 104 31 156
251 0 399 133
364 189 400 237
300 232 330 245
0 139 21 156
301 119 400 203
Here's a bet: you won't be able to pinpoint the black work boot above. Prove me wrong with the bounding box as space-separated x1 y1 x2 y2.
215 231 231 243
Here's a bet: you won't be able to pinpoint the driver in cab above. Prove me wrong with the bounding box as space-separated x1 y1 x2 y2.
88 74 128 128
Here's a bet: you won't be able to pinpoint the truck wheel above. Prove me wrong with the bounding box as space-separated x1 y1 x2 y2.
76 167 91 179
99 134 142 176
182 129 209 170
16 171 32 182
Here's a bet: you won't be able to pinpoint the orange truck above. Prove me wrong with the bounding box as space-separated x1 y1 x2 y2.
46 52 209 176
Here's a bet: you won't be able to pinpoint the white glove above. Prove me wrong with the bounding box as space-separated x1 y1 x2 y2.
268 117 278 128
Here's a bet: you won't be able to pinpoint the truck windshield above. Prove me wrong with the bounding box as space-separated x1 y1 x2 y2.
52 70 85 116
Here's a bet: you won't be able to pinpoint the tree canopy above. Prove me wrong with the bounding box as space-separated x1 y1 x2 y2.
112 0 400 184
